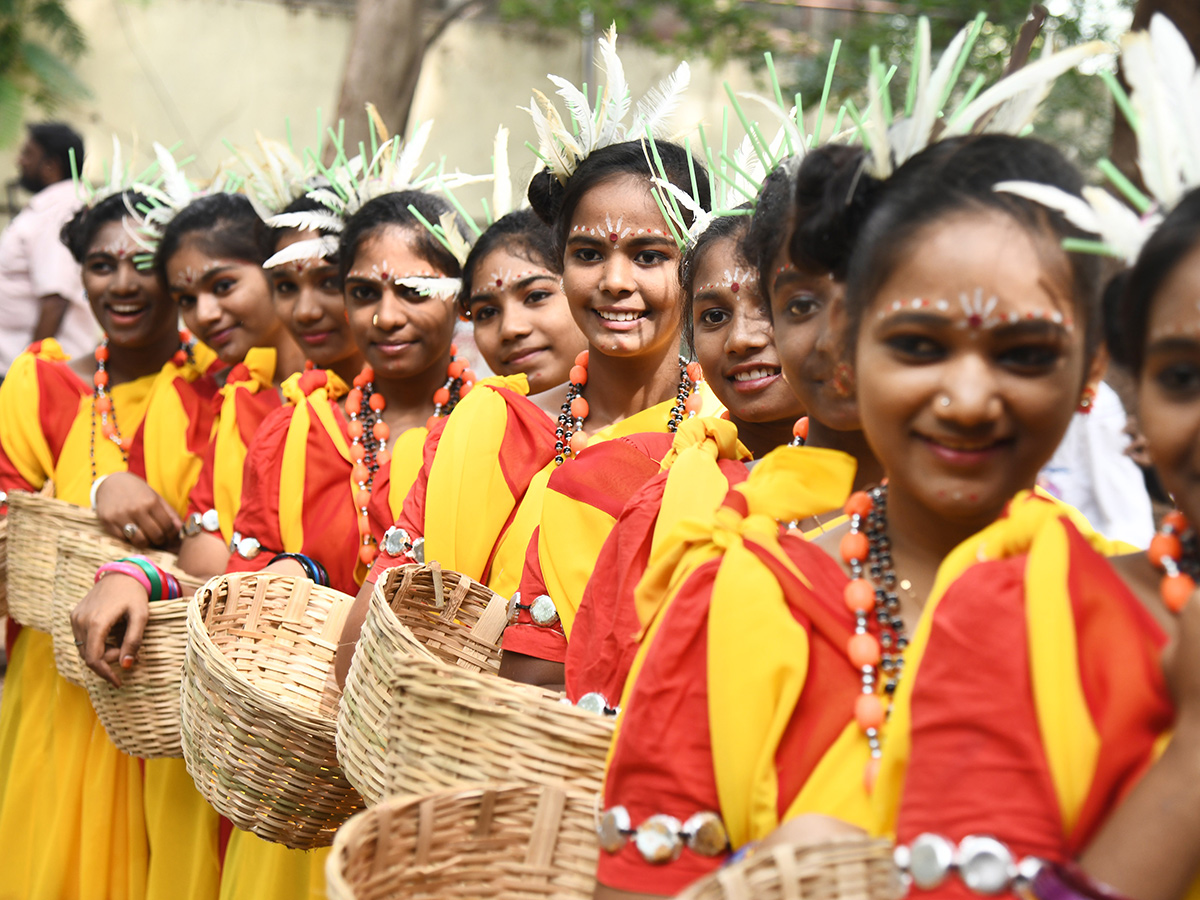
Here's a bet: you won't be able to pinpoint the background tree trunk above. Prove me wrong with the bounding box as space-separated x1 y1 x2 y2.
1112 0 1200 185
334 0 427 157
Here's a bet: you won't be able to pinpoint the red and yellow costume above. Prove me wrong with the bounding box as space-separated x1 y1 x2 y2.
217 366 425 900
0 339 161 900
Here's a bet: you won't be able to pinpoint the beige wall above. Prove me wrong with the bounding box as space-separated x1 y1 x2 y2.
3 0 764 219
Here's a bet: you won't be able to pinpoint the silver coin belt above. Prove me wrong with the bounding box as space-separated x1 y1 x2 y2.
380 526 425 564
230 530 262 560
597 806 729 863
895 833 1044 896
506 590 560 627
180 508 221 539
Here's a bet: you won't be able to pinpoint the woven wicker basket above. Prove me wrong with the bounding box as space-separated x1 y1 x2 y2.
373 655 614 805
180 572 365 848
50 532 177 688
0 515 9 619
676 836 903 900
6 491 107 631
326 782 598 900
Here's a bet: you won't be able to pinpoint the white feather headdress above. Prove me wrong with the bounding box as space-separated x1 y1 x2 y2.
524 24 692 184
73 135 163 209
998 14 1200 263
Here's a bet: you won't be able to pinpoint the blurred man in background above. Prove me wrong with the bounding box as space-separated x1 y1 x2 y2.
0 122 96 378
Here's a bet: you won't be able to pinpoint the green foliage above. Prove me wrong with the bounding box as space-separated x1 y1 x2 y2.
786 1 1134 175
494 0 775 65
0 0 89 147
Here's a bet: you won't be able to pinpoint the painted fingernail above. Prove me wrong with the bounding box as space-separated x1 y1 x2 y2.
121 656 134 669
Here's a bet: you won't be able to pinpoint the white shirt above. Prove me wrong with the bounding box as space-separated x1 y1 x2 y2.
1038 381 1155 549
0 179 97 373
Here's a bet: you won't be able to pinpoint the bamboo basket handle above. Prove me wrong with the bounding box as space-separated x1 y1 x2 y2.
469 590 510 647
472 787 499 838
415 795 436 866
715 864 750 900
245 575 270 634
320 592 354 643
430 561 445 609
438 573 472 623
524 784 566 869
775 845 801 900
281 576 310 624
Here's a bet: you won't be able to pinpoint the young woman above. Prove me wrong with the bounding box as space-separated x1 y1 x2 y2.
880 188 1200 900
594 134 1109 899
334 206 584 685
0 187 192 900
564 153 884 707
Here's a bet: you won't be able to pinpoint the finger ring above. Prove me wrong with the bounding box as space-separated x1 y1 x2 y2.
73 640 84 647
122 523 138 540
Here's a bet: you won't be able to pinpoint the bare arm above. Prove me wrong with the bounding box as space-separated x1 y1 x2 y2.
498 651 565 693
32 293 69 340
335 577 374 689
176 531 231 580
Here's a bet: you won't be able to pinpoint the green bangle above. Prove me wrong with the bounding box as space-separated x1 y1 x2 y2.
120 556 163 603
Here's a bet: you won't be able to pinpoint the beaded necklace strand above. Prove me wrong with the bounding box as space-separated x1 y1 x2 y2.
348 346 475 565
554 351 704 466
1149 510 1199 612
90 331 194 483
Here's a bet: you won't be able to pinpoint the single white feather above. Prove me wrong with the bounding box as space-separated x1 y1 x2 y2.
994 179 1101 232
865 67 893 177
266 210 345 234
597 25 631 146
153 142 191 205
262 236 339 268
438 212 473 268
549 74 596 155
492 125 514 219
900 19 969 165
631 61 691 137
396 276 463 299
1148 15 1200 189
393 120 434 188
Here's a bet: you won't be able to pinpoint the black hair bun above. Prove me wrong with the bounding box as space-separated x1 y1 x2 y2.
791 145 883 280
527 168 564 226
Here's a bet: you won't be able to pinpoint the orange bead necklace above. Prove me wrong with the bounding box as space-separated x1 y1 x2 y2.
90 331 193 482
347 347 475 565
554 351 703 466
838 484 907 793
1148 510 1197 613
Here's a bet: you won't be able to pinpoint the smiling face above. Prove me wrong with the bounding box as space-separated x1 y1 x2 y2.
854 209 1095 528
465 244 584 393
167 237 280 365
268 229 358 371
343 224 457 380
767 223 857 431
1138 241 1200 527
83 218 178 349
691 234 802 424
562 174 684 359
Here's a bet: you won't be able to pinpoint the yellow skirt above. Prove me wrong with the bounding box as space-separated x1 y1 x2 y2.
219 830 329 900
145 758 221 900
0 627 148 900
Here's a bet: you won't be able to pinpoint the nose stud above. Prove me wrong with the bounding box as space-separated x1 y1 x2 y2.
372 314 379 327
938 396 951 408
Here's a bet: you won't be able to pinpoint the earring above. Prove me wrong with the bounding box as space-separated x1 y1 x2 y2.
372 313 379 327
1078 385 1096 414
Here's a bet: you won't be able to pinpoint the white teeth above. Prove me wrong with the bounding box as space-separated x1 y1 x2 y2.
733 367 777 382
110 304 144 315
597 310 642 322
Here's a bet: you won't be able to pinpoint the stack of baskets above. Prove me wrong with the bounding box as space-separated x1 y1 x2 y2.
181 572 364 849
6 491 108 631
0 515 9 619
49 532 177 688
326 782 599 900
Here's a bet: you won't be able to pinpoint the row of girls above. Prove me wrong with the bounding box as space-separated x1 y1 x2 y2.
1 18 1199 900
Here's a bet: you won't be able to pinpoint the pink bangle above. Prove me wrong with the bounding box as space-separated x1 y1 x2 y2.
95 561 154 595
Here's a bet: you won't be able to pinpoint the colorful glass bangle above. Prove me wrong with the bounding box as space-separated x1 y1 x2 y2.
268 553 330 587
122 556 164 602
95 561 154 597
1031 862 1135 900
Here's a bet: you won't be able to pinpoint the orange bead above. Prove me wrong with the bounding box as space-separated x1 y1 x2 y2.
462 368 477 383
569 365 588 385
172 350 187 367
843 578 875 613
353 461 370 482
847 632 881 668
102 421 117 438
350 443 366 462
855 692 884 731
1164 510 1189 532
1162 572 1195 613
684 393 704 415
460 382 473 397
448 359 467 379
570 397 589 419
356 490 371 509
1149 533 1183 569
844 491 874 519
863 758 880 794
359 545 377 567
354 368 373 387
570 430 589 452
369 392 386 412
433 387 451 406
449 343 459 357
93 370 109 388
426 415 439 429
357 514 371 535
840 531 870 564
95 344 109 362
793 416 809 441
94 395 112 414
575 350 589 367
119 438 133 453
347 420 364 439
686 361 703 383
372 421 390 441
